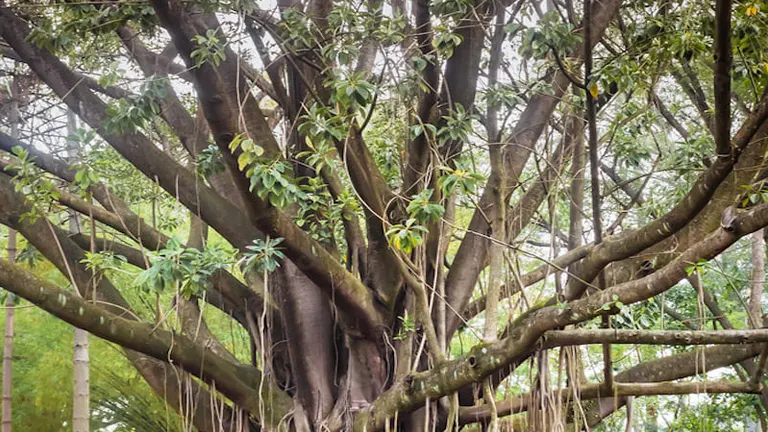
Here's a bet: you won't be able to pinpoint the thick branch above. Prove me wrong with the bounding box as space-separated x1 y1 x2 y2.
1 7 383 336
459 381 762 424
0 259 292 428
147 1 385 335
541 329 768 347
459 381 761 424
563 91 768 300
354 202 768 431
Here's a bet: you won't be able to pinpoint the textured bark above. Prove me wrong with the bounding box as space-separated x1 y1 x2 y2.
402 0 439 195
714 0 733 156
273 262 337 426
541 329 768 347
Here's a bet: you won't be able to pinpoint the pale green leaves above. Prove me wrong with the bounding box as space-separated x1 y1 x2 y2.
386 218 429 254
228 134 305 208
328 72 376 109
393 314 416 341
104 76 168 134
239 237 286 274
685 259 709 276
437 160 485 196
191 29 227 68
4 146 59 223
134 238 234 298
407 189 445 223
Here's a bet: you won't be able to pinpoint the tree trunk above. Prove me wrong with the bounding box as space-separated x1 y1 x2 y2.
750 229 765 328
2 229 15 432
72 328 89 432
67 110 90 432
2 80 19 432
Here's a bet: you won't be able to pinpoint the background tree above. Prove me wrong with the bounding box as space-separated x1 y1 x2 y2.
66 109 90 432
1 70 19 432
4 0 768 431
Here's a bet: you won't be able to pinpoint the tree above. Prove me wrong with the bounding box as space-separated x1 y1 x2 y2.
3 0 768 430
1 70 19 432
66 109 90 432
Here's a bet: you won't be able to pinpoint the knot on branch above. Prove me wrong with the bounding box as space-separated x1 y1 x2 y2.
720 206 738 232
404 374 416 394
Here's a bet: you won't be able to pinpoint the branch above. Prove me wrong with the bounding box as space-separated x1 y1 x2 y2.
563 91 768 300
444 0 621 332
1 7 385 336
146 1 385 335
354 203 768 431
672 60 714 132
0 171 290 427
651 91 691 140
403 0 439 194
0 259 292 428
0 45 133 100
714 0 733 156
541 329 768 347
459 381 761 424
458 242 594 327
0 8 258 249
583 332 768 427
116 25 209 157
599 162 646 205
0 158 272 336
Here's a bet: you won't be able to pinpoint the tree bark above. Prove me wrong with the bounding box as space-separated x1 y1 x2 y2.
72 328 89 432
67 109 90 432
541 329 768 347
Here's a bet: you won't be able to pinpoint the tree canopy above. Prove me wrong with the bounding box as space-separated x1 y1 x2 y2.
3 0 768 430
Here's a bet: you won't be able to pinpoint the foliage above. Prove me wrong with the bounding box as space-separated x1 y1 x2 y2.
407 189 445 223
386 218 429 253
104 76 168 134
4 146 59 223
191 28 227 68
135 238 234 298
239 237 286 274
